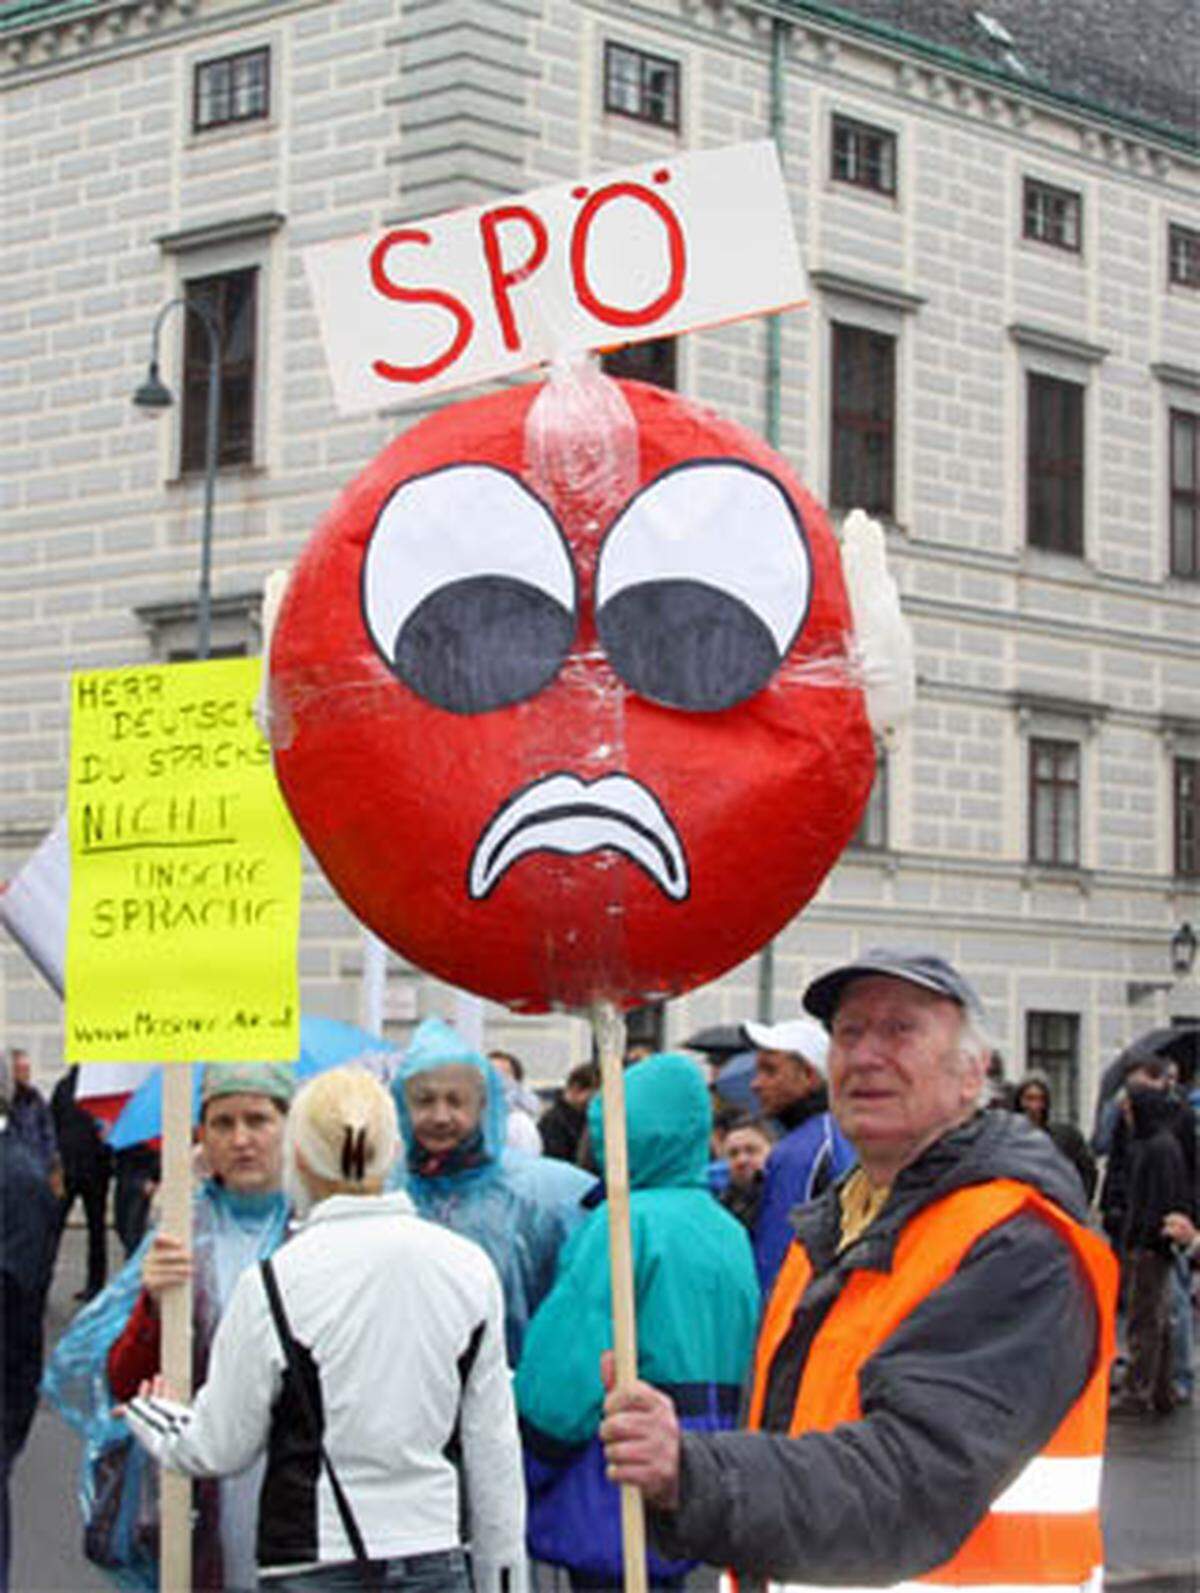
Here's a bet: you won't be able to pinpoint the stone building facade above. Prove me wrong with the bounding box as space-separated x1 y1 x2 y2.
2 0 1197 1113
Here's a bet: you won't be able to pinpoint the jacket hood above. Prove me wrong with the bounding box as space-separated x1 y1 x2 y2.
391 1017 507 1166
587 1053 711 1191
1012 1070 1054 1115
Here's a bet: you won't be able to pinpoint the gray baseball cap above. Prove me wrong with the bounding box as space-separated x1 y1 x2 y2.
803 948 984 1025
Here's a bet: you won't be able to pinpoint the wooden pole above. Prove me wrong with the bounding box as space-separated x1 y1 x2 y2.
591 1000 648 1593
159 1062 194 1592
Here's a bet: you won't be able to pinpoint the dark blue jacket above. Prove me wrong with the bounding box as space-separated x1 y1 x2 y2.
753 1092 854 1292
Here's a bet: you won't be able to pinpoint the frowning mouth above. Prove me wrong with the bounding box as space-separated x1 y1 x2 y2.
468 772 690 902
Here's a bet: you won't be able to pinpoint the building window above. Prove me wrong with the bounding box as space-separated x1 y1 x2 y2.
1029 737 1080 866
1177 757 1200 877
1169 224 1200 289
623 1002 665 1059
830 323 895 515
1027 374 1083 554
600 337 677 390
831 115 897 196
1026 1011 1080 1123
1170 409 1200 578
180 269 258 473
603 42 680 129
135 593 262 662
194 47 270 133
1022 178 1081 252
851 747 889 849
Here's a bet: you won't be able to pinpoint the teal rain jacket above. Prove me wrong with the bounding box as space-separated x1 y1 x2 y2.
391 1017 593 1364
515 1053 759 1584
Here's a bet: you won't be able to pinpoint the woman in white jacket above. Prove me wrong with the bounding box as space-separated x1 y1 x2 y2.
122 1065 526 1593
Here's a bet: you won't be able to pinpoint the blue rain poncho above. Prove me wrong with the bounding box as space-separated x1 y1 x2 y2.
42 1180 289 1591
391 1018 593 1364
515 1053 759 1585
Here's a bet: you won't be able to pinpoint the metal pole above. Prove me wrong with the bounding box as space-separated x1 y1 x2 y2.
197 319 220 661
139 297 222 660
756 15 788 1024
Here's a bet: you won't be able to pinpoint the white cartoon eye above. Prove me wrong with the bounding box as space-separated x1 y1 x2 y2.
362 464 577 714
595 460 812 711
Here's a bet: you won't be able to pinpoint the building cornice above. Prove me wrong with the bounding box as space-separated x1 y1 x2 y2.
1 0 318 80
1152 362 1200 393
808 268 925 314
1008 323 1110 364
660 0 1197 181
155 211 286 253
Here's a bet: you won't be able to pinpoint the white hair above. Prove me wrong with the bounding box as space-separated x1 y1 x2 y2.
957 1014 994 1110
284 1065 399 1218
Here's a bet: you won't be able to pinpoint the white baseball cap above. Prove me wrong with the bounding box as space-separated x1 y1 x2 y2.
741 1018 830 1076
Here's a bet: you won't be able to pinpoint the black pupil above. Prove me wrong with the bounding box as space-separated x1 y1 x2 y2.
597 580 781 712
393 576 574 714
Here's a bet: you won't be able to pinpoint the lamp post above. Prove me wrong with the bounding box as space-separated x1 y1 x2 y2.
1126 922 1199 1004
132 296 222 661
130 297 222 1593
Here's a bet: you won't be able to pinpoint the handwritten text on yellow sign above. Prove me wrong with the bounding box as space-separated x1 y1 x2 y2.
66 659 301 1063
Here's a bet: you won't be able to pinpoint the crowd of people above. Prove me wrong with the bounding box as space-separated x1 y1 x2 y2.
0 949 1196 1592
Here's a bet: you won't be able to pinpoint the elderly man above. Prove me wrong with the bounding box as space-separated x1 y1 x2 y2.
45 1062 294 1592
602 949 1118 1592
743 1017 854 1291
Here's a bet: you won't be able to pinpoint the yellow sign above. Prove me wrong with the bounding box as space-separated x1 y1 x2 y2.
65 659 301 1063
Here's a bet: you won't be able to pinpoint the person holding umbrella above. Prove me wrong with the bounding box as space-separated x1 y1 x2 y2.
44 1062 295 1592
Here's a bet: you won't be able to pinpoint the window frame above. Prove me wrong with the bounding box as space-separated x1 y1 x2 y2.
830 321 896 517
1022 177 1082 253
1025 1011 1081 1124
1168 223 1200 289
193 46 271 135
602 41 681 130
600 337 678 391
1026 372 1084 555
1170 408 1200 579
179 267 259 475
850 744 890 851
831 114 897 197
1028 736 1082 867
1176 756 1200 878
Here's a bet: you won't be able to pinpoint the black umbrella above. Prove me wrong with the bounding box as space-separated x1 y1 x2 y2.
1097 1022 1200 1104
683 1023 747 1057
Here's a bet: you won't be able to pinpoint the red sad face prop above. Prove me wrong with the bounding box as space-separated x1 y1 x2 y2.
269 380 874 1012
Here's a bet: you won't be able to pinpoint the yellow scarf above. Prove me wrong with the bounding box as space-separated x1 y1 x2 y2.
837 1165 891 1252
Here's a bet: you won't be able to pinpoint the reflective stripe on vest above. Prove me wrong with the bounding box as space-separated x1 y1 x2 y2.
762 1575 1104 1593
744 1180 1118 1593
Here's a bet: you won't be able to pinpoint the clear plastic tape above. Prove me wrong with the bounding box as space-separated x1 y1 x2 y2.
524 352 640 529
268 641 868 752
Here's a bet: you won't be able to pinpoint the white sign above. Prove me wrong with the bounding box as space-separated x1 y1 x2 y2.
303 141 805 412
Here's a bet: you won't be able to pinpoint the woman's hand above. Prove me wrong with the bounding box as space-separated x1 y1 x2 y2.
141 1234 193 1307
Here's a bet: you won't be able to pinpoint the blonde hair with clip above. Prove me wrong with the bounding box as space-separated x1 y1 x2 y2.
285 1065 399 1193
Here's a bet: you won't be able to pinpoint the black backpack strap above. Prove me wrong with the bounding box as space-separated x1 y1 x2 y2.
260 1259 380 1589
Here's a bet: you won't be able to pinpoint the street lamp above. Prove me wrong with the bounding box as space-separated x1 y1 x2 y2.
132 298 222 661
1126 922 1199 1004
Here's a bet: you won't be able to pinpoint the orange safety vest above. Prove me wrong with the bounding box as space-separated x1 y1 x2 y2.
743 1180 1118 1593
